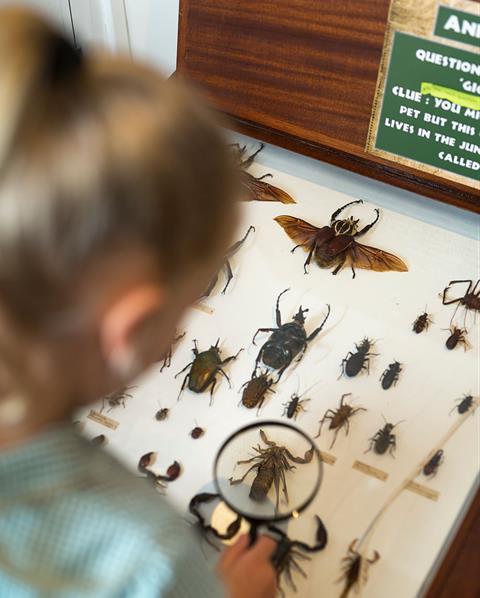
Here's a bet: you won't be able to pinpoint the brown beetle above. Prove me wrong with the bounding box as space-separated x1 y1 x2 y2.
275 200 408 278
190 426 204 439
412 309 432 333
316 394 366 448
240 371 275 411
444 325 470 351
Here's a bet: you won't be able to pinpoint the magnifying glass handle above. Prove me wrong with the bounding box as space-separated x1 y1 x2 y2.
248 521 258 546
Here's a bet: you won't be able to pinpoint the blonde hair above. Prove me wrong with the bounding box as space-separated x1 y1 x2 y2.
0 6 238 331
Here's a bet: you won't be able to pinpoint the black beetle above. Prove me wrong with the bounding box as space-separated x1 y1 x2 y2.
365 417 403 456
253 288 330 381
240 371 275 411
450 394 475 415
282 394 310 420
339 338 377 378
175 339 242 405
423 450 444 477
379 360 402 390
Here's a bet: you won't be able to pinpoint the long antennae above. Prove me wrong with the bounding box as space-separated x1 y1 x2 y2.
299 380 322 399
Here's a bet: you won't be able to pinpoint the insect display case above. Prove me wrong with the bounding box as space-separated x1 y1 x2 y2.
79 2 479 597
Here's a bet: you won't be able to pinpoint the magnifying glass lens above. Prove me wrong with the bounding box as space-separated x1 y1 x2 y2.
214 422 322 523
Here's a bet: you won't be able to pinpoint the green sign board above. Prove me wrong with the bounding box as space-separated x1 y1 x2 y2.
375 31 480 181
434 5 480 46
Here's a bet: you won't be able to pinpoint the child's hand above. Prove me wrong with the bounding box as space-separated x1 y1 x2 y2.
217 534 278 598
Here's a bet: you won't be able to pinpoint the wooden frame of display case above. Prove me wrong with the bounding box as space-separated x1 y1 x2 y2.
176 0 479 213
176 1 480 594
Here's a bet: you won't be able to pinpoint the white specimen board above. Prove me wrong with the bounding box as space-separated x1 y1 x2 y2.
79 159 479 598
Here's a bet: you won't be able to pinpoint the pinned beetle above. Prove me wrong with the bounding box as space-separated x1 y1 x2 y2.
423 450 444 477
240 371 275 411
339 338 377 379
175 339 242 405
380 360 402 390
253 288 330 381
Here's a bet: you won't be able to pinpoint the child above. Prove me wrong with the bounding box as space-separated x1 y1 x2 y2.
0 6 277 598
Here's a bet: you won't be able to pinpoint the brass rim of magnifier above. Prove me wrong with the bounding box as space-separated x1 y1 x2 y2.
213 419 323 523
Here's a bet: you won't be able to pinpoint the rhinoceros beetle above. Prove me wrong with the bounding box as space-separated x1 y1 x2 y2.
253 289 330 381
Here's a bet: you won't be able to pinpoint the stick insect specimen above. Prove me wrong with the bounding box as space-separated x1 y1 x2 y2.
442 279 480 326
231 143 296 204
203 226 255 296
275 199 408 278
229 429 314 513
175 339 242 405
101 386 134 413
253 288 330 381
316 394 366 448
268 515 327 596
160 331 186 372
338 539 380 598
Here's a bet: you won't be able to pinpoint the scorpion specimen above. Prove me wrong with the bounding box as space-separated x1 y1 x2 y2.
267 515 328 596
240 371 275 411
188 492 243 549
232 143 296 204
175 339 242 405
229 429 314 513
339 338 377 379
253 288 330 381
316 394 366 448
138 452 182 490
442 279 480 325
203 226 255 296
101 386 134 413
275 199 408 277
338 539 380 598
160 331 186 372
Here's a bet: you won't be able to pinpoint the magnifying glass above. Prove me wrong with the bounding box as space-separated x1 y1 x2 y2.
213 420 323 547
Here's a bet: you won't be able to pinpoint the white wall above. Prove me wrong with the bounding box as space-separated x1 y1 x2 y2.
123 0 179 75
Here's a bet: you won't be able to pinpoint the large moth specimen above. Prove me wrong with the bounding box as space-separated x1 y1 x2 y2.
231 143 296 204
275 199 408 278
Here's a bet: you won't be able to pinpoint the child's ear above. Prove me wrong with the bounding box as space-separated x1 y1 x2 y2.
100 284 165 379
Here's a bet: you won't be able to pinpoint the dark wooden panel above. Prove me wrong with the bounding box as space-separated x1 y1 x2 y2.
177 0 479 212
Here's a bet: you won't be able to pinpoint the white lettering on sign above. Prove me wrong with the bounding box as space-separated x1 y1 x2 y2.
385 117 415 134
439 151 480 170
444 15 480 39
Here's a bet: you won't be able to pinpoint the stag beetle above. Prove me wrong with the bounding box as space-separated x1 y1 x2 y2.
253 289 330 381
268 515 327 595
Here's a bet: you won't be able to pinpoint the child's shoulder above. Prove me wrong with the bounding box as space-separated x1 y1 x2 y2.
0 425 223 597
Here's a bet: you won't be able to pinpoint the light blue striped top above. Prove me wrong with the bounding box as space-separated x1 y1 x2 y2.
0 424 224 598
